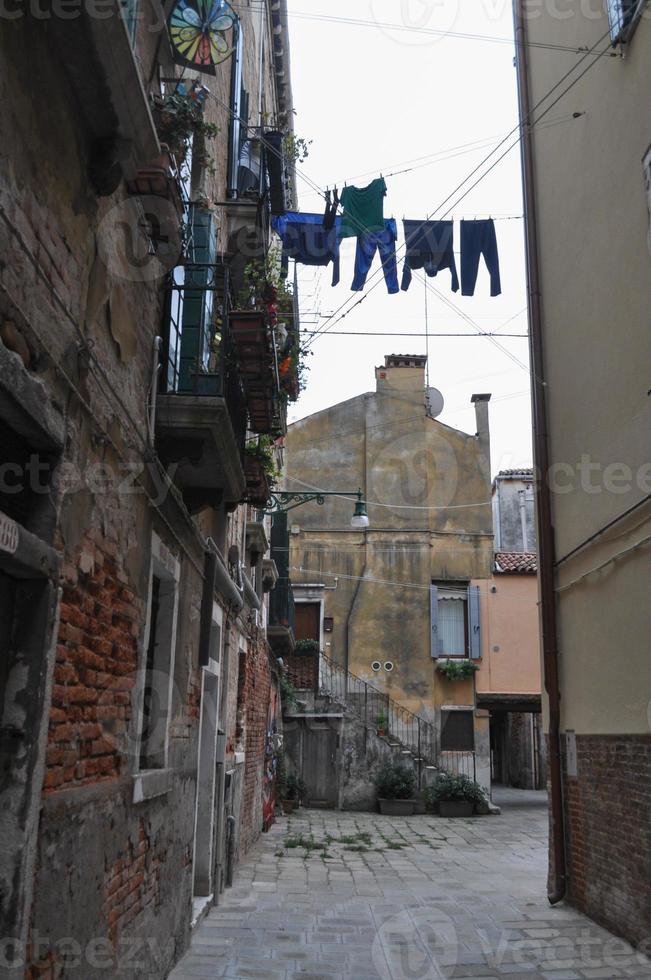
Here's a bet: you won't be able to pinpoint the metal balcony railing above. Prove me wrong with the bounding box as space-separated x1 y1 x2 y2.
269 576 295 633
161 211 248 450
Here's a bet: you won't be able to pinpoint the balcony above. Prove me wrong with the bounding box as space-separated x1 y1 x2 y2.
230 311 282 435
50 0 159 196
267 576 296 656
155 210 247 514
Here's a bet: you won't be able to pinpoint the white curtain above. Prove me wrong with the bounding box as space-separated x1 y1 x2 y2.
438 597 466 657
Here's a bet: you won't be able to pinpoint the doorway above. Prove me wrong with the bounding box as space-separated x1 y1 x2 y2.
295 602 320 642
192 616 221 920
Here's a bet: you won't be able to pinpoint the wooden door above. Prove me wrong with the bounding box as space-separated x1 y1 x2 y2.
303 722 338 808
295 602 320 642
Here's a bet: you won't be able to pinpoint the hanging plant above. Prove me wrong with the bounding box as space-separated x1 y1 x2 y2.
245 435 278 484
153 90 219 169
436 660 479 681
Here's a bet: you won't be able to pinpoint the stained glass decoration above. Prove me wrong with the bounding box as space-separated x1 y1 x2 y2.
168 0 237 75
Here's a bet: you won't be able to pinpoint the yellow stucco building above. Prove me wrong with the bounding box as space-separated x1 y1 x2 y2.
285 355 495 787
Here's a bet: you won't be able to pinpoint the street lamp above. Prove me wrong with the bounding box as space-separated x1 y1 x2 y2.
264 488 369 529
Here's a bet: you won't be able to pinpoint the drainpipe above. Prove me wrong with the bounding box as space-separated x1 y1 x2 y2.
519 489 529 552
513 0 566 905
148 336 162 444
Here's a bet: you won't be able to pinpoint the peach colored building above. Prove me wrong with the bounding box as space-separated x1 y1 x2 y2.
474 473 546 789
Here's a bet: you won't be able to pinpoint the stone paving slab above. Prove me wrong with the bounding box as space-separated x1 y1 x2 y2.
168 790 649 980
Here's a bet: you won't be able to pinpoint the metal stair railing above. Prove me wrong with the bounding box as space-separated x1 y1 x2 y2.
318 653 477 785
319 653 440 781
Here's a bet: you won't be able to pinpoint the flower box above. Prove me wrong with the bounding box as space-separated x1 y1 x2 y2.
243 454 271 507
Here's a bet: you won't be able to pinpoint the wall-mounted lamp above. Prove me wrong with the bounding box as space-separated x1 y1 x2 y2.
264 488 369 529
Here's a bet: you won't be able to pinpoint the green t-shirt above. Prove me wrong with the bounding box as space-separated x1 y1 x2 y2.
339 177 387 238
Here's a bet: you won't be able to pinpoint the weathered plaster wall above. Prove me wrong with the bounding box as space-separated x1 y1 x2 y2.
286 366 493 723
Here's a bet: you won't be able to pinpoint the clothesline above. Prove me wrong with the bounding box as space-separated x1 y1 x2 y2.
273 177 506 300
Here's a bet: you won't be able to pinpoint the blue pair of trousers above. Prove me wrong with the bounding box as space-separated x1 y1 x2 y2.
461 219 502 297
351 219 399 293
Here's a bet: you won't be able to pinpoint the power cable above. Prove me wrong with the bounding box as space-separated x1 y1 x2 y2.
307 27 613 348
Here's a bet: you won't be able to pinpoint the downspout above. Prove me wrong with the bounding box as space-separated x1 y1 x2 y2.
519 489 529 551
345 396 369 676
513 0 566 904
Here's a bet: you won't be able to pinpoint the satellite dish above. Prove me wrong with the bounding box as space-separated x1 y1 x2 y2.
426 387 445 419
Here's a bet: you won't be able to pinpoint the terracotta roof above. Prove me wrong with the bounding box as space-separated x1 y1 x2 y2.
494 552 538 574
496 468 534 478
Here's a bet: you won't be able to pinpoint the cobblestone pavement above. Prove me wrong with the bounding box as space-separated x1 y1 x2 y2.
169 790 650 980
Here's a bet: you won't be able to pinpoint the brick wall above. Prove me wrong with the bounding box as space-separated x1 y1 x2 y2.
561 734 651 946
101 818 163 944
286 653 318 691
45 533 143 793
237 631 277 854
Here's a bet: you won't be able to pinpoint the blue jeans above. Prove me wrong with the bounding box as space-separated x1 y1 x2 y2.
351 219 399 293
461 219 502 297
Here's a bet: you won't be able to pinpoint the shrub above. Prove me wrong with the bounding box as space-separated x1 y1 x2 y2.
425 771 487 805
294 639 319 656
374 763 416 800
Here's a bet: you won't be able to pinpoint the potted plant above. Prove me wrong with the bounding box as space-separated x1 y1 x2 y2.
436 660 480 681
282 772 306 814
426 771 488 818
294 639 319 657
151 86 219 171
376 711 388 737
375 762 417 816
244 436 277 506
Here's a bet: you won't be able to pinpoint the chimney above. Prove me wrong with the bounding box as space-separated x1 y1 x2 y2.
471 393 491 461
376 354 427 402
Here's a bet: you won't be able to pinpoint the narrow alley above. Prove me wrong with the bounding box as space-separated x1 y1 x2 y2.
170 792 650 980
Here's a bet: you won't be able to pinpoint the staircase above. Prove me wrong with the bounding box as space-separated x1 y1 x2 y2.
318 653 442 786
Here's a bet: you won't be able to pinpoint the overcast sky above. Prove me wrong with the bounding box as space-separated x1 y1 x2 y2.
284 0 536 476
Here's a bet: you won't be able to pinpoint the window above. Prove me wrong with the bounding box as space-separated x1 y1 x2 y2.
606 0 640 43
120 0 139 44
137 535 180 771
441 710 475 752
430 583 481 660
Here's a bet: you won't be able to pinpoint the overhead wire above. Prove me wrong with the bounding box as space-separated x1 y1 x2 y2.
306 26 615 349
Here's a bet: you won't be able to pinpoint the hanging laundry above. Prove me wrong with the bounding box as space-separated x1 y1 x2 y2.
339 177 387 239
460 219 502 297
323 188 340 231
272 212 341 287
352 219 399 294
401 219 459 293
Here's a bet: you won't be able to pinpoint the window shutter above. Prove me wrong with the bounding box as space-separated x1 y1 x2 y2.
468 585 481 660
430 585 440 659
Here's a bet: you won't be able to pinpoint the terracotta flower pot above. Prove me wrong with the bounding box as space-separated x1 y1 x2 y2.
282 799 295 815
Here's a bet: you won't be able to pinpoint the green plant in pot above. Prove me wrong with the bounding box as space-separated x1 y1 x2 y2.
294 639 319 657
282 771 306 815
425 771 488 818
436 659 479 680
376 711 388 737
375 762 417 816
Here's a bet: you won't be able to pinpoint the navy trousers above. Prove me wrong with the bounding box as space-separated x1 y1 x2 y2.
401 219 459 293
351 219 399 294
460 219 502 297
